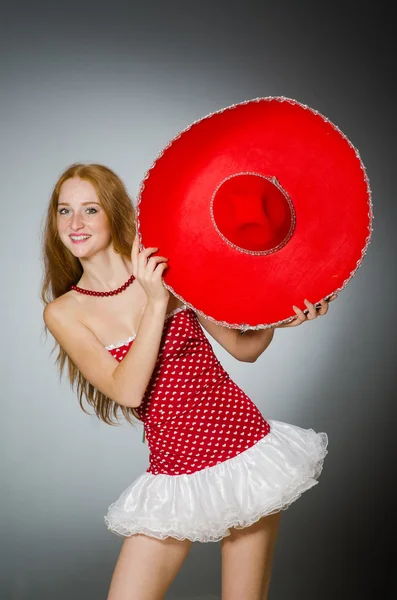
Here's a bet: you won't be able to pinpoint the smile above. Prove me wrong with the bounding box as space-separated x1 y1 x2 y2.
70 235 91 243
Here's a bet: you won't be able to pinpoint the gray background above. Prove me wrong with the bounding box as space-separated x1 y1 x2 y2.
1 1 394 598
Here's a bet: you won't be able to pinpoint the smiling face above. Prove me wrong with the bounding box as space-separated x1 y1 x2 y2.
57 177 112 258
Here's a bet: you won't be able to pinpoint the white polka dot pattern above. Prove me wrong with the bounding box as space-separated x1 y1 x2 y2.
106 305 271 475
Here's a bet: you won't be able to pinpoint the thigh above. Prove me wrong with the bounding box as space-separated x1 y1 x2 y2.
221 511 282 600
107 533 193 600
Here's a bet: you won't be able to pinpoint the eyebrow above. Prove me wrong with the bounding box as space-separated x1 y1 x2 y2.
57 201 101 206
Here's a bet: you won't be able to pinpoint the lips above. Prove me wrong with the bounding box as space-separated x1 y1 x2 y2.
69 235 91 244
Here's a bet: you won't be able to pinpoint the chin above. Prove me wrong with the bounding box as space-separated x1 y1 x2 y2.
64 240 92 256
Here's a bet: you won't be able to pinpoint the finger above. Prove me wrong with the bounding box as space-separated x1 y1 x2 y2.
145 261 169 284
137 247 159 268
156 261 170 276
144 256 169 274
137 248 156 276
131 236 138 254
325 293 338 303
292 305 307 323
133 238 145 264
317 299 329 316
287 317 301 328
141 246 159 258
303 299 317 319
147 255 168 264
131 238 139 276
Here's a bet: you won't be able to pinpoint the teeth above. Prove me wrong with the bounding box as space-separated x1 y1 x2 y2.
71 235 90 240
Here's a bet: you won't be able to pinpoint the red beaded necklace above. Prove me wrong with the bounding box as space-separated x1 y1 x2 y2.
70 273 135 297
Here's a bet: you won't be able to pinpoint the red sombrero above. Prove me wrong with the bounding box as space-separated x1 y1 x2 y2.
135 97 373 330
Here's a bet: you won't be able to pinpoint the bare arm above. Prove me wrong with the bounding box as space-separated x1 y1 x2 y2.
233 295 339 361
44 298 168 408
112 300 168 407
196 313 274 362
235 328 275 362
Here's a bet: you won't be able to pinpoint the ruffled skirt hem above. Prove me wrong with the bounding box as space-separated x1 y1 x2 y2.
104 419 328 543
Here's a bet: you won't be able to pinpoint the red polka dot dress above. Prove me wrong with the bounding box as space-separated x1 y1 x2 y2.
104 305 328 542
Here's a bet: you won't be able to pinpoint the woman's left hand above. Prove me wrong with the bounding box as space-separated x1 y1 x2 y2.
276 294 338 328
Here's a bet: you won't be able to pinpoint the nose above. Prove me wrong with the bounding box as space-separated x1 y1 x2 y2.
70 211 85 230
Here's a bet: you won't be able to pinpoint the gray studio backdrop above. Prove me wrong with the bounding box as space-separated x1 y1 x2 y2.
1 1 394 599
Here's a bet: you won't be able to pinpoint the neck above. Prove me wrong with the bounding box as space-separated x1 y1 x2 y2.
77 247 133 291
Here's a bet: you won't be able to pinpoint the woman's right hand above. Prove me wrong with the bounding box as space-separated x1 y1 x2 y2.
131 236 170 305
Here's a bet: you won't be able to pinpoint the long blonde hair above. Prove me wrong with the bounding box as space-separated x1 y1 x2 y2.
41 163 140 425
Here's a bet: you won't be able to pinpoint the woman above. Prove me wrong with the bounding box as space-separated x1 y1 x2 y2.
42 162 333 600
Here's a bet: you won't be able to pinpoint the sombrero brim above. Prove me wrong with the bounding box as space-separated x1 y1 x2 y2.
136 97 373 330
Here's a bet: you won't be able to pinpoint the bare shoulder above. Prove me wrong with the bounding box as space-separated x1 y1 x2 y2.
43 292 80 331
43 292 94 353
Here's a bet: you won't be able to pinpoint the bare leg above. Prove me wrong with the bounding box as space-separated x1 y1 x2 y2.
221 512 282 600
107 533 192 600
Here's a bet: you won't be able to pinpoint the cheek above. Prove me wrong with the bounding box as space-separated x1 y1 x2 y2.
97 215 112 235
56 216 66 233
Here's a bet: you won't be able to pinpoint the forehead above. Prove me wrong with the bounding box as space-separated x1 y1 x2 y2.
58 177 98 203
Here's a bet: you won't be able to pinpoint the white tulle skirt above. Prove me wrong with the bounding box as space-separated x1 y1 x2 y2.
104 419 328 543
